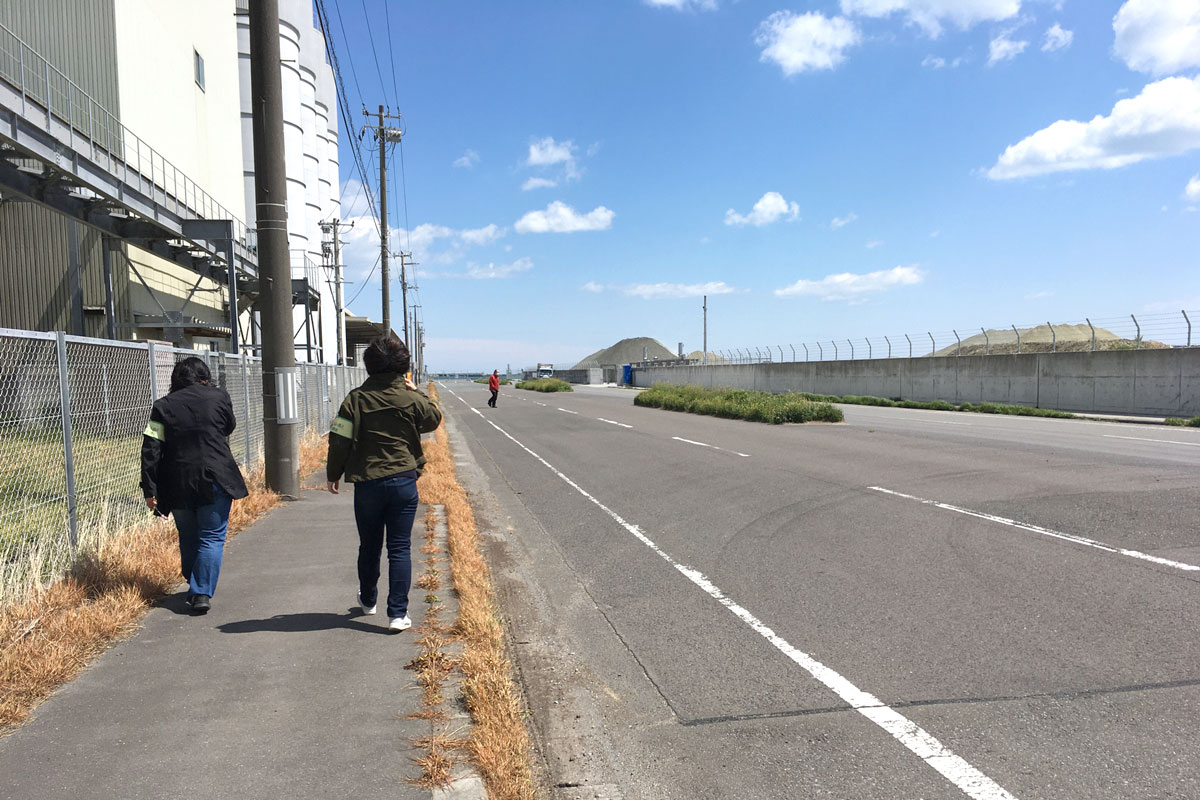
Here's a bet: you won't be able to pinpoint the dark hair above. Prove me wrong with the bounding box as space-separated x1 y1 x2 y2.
362 336 410 376
170 356 212 393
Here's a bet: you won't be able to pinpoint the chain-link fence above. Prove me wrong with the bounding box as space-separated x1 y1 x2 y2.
705 311 1198 365
0 328 367 607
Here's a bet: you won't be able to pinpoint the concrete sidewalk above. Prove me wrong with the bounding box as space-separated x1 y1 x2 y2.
0 483 432 800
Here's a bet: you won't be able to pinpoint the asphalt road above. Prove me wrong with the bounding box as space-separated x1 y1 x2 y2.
439 381 1200 800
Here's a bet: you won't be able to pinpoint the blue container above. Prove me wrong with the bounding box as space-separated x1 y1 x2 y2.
622 364 633 385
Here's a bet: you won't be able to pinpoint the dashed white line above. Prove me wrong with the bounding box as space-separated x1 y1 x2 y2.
672 436 750 458
869 486 1200 572
439 383 1016 800
558 407 578 415
1103 434 1200 447
597 417 633 428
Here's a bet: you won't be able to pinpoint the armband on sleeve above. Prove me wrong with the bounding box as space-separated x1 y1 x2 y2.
143 420 166 441
330 416 354 439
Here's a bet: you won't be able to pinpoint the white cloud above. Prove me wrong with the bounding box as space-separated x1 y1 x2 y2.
921 54 964 68
774 265 924 300
988 32 1028 65
1186 174 1200 200
514 201 615 234
1025 290 1054 300
459 223 507 246
527 137 576 167
755 11 861 76
724 191 801 227
839 0 1020 38
866 239 884 248
585 281 743 299
521 177 558 191
1113 0 1200 76
453 149 480 169
987 75 1200 179
831 212 858 229
644 0 717 10
1042 23 1073 52
464 257 533 279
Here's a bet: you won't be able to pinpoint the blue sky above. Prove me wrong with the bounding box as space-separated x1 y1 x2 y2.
329 0 1200 371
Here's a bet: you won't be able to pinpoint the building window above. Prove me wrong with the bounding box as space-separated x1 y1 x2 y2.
194 49 205 91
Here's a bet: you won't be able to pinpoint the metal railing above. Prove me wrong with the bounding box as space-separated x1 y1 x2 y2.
0 328 367 607
712 311 1197 365
0 22 256 263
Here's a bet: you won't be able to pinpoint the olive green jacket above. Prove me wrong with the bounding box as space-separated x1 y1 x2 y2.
326 373 442 483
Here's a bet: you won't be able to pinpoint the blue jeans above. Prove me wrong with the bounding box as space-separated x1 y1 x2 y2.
172 482 233 598
353 473 419 618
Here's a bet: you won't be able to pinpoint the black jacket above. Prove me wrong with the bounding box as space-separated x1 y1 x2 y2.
140 383 249 514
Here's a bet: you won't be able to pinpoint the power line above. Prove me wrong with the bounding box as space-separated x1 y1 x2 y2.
383 0 400 106
347 251 382 306
359 0 391 108
330 0 365 106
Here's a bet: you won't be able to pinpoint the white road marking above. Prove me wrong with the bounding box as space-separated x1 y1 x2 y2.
440 384 1016 800
535 401 548 407
1103 434 1200 447
672 436 751 458
598 418 633 428
869 487 1200 573
558 407 578 415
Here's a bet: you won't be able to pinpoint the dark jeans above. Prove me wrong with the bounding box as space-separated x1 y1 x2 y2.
488 389 498 407
353 472 419 618
172 482 233 598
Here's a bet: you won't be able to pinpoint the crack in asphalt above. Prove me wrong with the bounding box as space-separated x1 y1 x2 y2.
680 675 1200 727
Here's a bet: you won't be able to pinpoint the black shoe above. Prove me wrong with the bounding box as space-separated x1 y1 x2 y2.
190 595 211 615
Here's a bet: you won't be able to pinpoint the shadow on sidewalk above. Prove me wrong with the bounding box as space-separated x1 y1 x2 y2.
217 611 393 635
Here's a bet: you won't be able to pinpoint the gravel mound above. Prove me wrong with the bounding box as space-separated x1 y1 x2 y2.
573 337 676 369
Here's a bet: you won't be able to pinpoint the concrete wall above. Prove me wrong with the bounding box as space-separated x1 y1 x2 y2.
551 368 604 385
632 349 1200 418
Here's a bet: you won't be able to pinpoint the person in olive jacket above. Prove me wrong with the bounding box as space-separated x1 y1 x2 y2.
327 336 442 632
141 357 249 615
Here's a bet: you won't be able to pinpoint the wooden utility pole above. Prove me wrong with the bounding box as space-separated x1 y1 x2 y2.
363 107 403 333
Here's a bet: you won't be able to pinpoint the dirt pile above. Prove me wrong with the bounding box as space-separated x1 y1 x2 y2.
573 337 677 368
933 324 1168 356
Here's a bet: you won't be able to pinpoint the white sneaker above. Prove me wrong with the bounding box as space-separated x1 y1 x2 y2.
388 615 412 632
357 592 377 615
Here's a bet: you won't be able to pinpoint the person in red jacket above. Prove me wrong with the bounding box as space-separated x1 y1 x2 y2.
487 370 500 408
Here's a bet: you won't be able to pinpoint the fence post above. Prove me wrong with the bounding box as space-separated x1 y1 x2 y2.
1012 325 1021 354
147 341 159 400
928 332 935 356
56 332 79 552
866 339 872 360
242 357 251 466
1048 321 1056 353
776 345 785 362
832 341 838 360
847 339 853 359
817 342 823 360
1085 318 1095 351
803 343 809 362
953 330 960 357
1184 310 1191 347
1131 314 1140 349
789 344 795 361
885 336 891 358
905 334 912 358
981 327 989 355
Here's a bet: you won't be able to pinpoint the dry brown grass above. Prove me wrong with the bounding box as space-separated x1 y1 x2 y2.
0 437 325 733
416 385 537 800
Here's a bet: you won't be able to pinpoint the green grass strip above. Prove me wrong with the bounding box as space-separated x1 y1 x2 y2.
515 378 574 393
634 384 843 424
1164 416 1200 427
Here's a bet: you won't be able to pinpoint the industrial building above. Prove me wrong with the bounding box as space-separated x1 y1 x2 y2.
0 0 355 362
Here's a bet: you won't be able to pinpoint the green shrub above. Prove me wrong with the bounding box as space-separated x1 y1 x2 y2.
840 395 897 407
516 378 573 393
974 402 1074 418
634 384 842 424
1163 416 1200 427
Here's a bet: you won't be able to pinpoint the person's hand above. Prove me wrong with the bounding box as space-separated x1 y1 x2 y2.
404 376 417 391
145 496 157 511
327 481 339 494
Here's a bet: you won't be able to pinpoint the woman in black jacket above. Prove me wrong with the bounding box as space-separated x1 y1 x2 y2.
140 357 248 615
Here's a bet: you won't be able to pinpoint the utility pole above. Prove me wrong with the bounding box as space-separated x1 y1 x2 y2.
702 295 708 365
363 106 403 333
250 0 298 497
320 218 353 365
399 251 417 346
